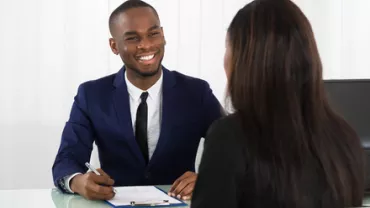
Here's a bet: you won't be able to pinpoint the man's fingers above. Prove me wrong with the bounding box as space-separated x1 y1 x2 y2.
87 180 114 195
88 173 114 186
169 179 181 193
172 176 197 197
182 194 192 201
179 182 195 200
89 183 113 195
103 177 115 186
96 169 115 186
169 172 193 193
99 191 115 200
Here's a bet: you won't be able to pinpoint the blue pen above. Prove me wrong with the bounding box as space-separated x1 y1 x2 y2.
85 162 117 193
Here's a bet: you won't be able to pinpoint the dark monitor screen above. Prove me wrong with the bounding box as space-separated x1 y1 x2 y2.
324 79 370 148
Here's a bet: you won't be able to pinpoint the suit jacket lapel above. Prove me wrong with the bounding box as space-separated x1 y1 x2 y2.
148 67 177 167
113 66 145 164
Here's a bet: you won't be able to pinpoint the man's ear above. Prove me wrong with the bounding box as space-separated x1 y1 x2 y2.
109 38 119 55
160 27 166 45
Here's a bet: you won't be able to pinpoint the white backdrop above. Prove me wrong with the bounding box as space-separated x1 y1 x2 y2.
0 0 369 190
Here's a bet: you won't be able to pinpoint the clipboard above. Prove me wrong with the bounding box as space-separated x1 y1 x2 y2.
105 186 188 207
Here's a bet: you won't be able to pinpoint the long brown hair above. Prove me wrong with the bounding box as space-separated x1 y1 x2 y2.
227 0 365 207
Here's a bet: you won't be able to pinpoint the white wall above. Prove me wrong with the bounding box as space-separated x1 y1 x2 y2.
0 0 369 190
293 0 370 79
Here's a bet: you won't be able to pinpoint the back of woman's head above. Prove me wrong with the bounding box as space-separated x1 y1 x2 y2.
226 0 365 206
227 0 323 125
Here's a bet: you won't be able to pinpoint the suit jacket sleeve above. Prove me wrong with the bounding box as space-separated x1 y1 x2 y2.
191 117 246 208
52 83 95 192
200 82 224 138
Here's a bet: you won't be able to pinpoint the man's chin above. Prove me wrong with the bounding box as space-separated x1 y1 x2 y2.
134 65 161 77
138 70 159 77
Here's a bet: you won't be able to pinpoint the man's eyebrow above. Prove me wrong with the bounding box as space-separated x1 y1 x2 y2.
148 25 161 31
123 31 138 36
123 25 161 37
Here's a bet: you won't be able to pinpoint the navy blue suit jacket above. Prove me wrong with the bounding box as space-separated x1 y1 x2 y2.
52 66 223 191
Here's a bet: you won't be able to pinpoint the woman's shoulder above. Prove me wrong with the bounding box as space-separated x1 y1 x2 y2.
207 113 244 139
210 113 241 127
204 113 248 167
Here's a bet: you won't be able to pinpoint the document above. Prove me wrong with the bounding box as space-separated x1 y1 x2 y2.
107 186 185 207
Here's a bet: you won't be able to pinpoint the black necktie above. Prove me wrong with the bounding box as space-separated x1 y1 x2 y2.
136 92 149 163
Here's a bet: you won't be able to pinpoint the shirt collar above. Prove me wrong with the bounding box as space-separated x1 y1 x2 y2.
125 70 163 102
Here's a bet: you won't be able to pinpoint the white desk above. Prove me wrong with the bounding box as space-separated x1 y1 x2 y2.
2 186 370 208
0 185 190 208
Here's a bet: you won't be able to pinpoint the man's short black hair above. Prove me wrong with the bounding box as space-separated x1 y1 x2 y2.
109 0 159 36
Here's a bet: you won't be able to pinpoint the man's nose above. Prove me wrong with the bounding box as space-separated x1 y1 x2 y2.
137 37 153 50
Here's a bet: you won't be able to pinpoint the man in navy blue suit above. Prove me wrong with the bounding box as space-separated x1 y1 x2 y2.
52 0 223 201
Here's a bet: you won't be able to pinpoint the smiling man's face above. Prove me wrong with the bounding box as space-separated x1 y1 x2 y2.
109 7 165 77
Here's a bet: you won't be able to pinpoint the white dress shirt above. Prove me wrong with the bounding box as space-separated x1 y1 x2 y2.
125 70 163 160
63 70 163 193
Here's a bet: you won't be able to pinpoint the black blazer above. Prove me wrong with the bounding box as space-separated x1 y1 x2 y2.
191 114 364 208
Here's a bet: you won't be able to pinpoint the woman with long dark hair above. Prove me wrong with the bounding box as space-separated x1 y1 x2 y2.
191 0 365 207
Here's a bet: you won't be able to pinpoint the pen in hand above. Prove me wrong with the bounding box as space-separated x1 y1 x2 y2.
85 162 117 193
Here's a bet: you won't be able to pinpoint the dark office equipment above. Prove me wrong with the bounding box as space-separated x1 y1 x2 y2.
324 79 370 189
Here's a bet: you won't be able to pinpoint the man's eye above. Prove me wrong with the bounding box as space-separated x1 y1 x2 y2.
126 37 139 41
150 32 160 37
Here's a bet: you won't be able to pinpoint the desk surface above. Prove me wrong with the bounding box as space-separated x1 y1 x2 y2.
0 185 189 208
2 185 370 208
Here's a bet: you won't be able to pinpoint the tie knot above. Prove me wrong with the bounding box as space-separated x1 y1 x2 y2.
140 92 149 102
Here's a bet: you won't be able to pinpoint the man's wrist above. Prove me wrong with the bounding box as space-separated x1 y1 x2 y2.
65 173 82 193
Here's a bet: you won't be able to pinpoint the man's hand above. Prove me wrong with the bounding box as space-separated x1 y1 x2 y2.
70 168 115 200
168 171 197 200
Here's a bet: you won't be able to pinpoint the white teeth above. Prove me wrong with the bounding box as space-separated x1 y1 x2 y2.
139 54 155 61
